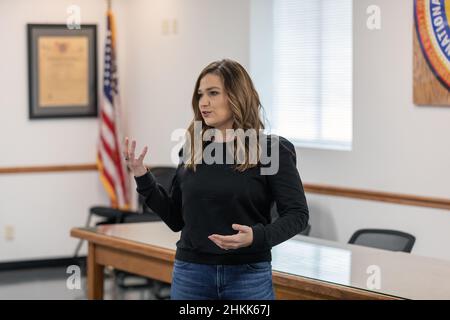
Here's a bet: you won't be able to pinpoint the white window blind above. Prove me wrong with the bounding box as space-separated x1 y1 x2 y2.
269 0 353 150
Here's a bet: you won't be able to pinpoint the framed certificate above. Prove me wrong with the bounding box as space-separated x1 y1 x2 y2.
27 24 98 119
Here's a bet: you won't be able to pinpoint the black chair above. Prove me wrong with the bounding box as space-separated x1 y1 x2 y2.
270 203 311 236
74 166 177 299
300 224 311 236
348 229 416 253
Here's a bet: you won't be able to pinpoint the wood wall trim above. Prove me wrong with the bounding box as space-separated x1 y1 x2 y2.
1 163 449 211
304 183 450 211
0 164 97 174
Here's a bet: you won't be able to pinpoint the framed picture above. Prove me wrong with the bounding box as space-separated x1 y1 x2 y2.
27 24 98 119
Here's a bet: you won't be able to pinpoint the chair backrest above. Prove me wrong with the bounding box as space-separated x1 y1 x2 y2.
138 166 177 212
300 224 311 236
150 166 177 191
348 229 415 253
270 203 311 236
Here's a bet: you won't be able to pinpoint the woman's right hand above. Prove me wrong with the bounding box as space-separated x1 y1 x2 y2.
123 137 148 177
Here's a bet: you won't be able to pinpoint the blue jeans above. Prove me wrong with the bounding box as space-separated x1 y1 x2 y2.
170 259 275 300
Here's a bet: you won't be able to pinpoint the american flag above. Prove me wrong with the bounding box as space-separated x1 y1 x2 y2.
96 8 130 210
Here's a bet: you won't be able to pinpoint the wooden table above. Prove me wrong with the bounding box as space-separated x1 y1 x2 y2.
71 222 450 300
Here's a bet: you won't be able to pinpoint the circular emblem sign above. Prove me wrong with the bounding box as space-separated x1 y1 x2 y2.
415 0 450 90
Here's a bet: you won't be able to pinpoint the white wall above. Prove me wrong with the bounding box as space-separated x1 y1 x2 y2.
302 0 450 198
2 0 449 263
251 0 450 261
0 0 127 262
306 0 450 261
125 0 250 167
0 0 250 262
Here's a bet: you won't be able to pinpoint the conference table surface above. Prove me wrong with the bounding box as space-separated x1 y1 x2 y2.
71 221 450 300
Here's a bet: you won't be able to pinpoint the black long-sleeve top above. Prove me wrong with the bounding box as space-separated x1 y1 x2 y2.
134 135 309 265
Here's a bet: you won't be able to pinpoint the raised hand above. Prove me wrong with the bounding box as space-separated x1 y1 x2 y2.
123 137 148 177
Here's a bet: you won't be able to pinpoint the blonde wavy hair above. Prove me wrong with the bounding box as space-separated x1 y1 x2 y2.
184 59 265 172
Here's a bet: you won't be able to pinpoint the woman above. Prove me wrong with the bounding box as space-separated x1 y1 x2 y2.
123 59 309 300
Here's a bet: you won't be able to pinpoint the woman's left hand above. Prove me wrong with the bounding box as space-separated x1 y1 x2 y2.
208 224 253 250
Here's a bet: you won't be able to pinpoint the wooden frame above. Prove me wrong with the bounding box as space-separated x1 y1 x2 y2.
27 24 98 119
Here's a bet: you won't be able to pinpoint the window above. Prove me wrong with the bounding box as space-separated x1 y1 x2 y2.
251 0 353 150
